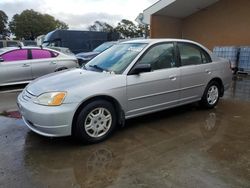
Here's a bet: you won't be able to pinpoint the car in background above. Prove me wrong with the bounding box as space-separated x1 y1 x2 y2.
76 41 117 66
0 40 22 48
17 39 232 144
48 46 75 56
22 40 37 46
0 47 78 86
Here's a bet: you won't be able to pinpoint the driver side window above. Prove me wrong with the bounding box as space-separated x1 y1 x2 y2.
137 43 176 71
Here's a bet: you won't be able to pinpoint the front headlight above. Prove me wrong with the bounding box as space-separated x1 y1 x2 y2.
33 92 67 106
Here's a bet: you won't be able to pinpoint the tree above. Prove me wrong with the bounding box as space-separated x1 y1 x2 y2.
115 19 143 38
0 10 10 38
55 19 68 30
9 9 68 40
87 19 148 39
88 21 114 32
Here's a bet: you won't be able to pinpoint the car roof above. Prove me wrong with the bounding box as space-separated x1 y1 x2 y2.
0 46 59 54
121 38 211 53
122 38 196 44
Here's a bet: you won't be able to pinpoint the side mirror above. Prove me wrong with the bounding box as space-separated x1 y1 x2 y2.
0 57 4 62
129 64 151 75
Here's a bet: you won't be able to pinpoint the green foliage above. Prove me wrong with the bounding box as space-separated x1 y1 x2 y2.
9 9 68 40
88 19 149 39
88 21 114 32
0 10 9 38
115 19 136 38
115 19 146 38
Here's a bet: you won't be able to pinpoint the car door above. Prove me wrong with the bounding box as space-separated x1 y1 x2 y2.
126 42 180 118
177 42 213 104
0 49 32 86
30 49 58 79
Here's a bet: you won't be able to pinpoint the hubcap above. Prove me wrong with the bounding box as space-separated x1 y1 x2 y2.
84 107 112 138
207 85 219 105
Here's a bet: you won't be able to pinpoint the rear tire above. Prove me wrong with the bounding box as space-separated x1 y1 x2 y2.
73 100 117 144
200 81 220 109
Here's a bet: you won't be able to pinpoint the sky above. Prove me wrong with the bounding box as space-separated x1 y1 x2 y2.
0 0 158 29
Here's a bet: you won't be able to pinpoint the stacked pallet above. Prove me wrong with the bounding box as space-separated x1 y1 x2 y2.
213 46 239 70
213 46 250 74
238 47 250 74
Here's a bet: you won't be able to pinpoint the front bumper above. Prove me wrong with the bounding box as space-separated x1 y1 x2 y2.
17 92 79 137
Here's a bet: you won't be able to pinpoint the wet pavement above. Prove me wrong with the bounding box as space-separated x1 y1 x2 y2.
0 77 250 188
0 84 26 113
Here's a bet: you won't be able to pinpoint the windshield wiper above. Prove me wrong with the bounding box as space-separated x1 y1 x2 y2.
89 65 109 72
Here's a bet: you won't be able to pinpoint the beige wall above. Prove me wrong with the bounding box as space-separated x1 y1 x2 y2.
151 0 250 49
150 15 182 38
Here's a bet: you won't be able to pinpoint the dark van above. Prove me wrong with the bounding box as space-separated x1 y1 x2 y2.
42 30 119 54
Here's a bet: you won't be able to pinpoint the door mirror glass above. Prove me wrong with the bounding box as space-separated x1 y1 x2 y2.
130 64 151 75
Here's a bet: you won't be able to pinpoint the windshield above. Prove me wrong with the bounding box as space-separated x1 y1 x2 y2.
93 42 115 53
85 43 147 74
42 41 49 47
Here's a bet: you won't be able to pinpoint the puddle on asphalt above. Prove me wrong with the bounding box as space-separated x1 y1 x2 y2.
1 110 21 119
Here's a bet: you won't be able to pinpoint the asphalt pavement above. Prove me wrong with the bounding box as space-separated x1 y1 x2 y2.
0 76 249 188
0 84 26 113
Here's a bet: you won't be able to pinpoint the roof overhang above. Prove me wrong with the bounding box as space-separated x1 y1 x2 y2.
136 0 219 25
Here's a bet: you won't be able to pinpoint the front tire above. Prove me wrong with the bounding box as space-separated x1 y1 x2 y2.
200 81 220 109
73 100 117 144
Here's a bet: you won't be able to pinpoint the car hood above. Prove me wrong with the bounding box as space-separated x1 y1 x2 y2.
76 51 100 59
26 69 117 96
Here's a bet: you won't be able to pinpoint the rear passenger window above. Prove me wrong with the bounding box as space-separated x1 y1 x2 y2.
178 43 203 66
7 41 19 47
1 50 28 61
51 51 59 57
201 51 211 64
31 49 52 59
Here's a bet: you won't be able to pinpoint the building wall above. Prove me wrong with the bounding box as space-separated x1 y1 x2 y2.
151 0 250 49
150 15 182 38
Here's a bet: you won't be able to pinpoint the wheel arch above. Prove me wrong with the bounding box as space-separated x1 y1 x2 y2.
55 67 68 72
71 95 125 135
207 77 224 97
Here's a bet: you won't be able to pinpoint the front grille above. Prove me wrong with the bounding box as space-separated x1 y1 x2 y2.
22 89 36 102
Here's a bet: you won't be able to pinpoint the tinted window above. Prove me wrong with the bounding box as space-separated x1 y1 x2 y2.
32 49 52 59
178 43 203 66
7 41 19 47
23 41 37 46
137 43 176 70
51 51 59 57
1 50 28 61
0 42 3 48
201 51 211 63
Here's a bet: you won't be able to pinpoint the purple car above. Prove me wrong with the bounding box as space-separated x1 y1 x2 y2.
0 47 78 86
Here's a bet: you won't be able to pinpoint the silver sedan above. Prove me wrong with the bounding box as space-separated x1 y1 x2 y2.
0 47 78 86
17 39 232 143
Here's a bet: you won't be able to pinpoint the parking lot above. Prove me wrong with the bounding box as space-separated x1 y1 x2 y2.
0 76 250 188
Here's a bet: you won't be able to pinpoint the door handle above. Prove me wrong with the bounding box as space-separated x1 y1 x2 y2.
205 69 211 74
169 75 177 81
22 64 30 67
50 61 56 65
